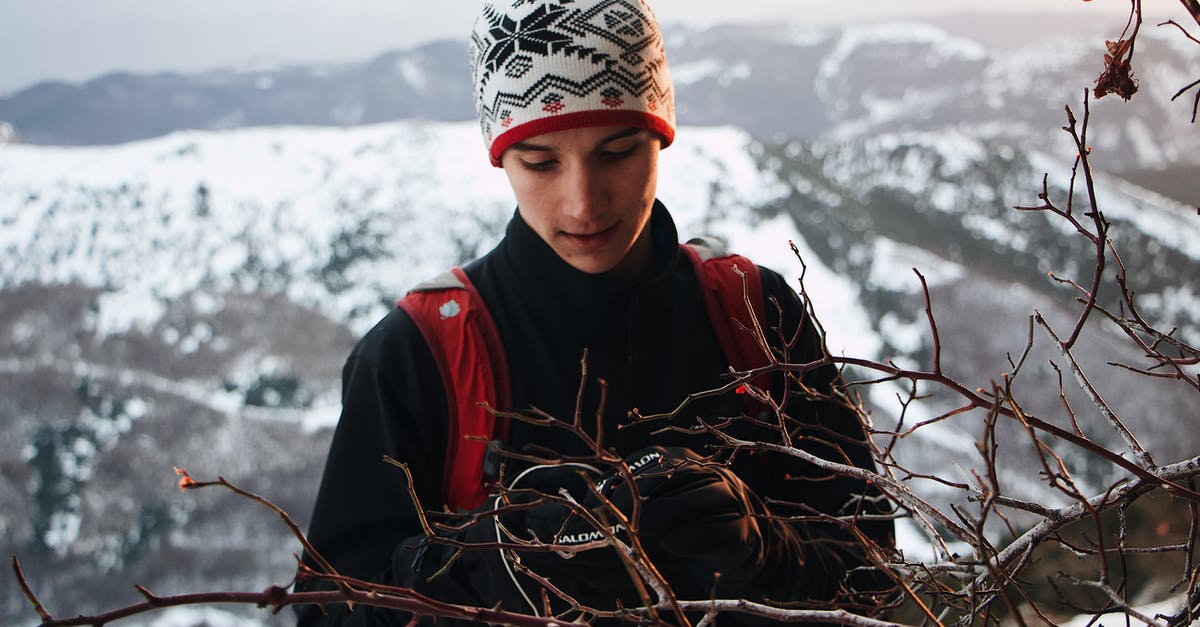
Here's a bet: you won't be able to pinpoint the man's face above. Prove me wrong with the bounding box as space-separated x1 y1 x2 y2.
500 125 661 276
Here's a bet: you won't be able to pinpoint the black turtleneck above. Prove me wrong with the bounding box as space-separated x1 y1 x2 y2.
463 202 740 461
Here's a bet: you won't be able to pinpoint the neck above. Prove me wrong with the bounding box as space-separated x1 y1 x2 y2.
607 226 656 281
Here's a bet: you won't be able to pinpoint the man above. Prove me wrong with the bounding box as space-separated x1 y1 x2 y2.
298 0 892 624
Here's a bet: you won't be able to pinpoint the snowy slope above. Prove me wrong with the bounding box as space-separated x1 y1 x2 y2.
0 121 868 343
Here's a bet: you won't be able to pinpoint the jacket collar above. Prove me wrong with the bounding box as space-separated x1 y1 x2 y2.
497 200 681 336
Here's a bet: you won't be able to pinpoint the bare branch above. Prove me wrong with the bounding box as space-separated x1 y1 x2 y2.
1034 312 1155 470
12 557 52 622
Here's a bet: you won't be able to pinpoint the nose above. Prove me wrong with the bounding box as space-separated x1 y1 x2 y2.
561 163 607 223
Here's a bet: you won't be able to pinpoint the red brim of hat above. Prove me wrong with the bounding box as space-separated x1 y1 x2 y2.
488 109 675 167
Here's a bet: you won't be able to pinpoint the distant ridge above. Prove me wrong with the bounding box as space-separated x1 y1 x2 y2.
2 16 1196 173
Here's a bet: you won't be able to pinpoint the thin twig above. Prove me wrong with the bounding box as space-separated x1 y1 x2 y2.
173 468 347 589
382 456 435 537
12 557 53 622
914 269 942 375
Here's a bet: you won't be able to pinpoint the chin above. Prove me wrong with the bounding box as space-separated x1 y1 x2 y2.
553 245 624 275
567 258 620 275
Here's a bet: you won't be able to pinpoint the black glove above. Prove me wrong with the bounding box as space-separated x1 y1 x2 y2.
597 447 807 602
425 462 643 615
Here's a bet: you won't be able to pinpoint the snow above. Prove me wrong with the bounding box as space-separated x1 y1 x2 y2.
0 119 1123 374
95 288 168 336
1024 144 1200 262
43 511 82 555
300 394 344 432
982 37 1093 98
785 25 827 47
876 311 924 358
1099 178 1200 262
817 22 988 107
1125 116 1166 168
0 120 895 444
961 212 1030 251
721 213 880 359
0 121 514 336
396 56 429 90
658 127 879 358
1057 597 1189 627
125 606 264 627
668 59 751 86
3 120 885 431
868 237 964 292
3 116 1194 444
854 85 961 129
125 397 150 419
818 130 994 203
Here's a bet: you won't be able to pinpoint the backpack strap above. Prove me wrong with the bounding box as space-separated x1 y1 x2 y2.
397 267 510 512
681 239 773 400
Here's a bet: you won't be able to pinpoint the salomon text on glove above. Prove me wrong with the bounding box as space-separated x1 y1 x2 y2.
597 446 808 603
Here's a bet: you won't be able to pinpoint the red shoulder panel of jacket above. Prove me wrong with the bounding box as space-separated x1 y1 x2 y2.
680 243 773 401
396 268 510 512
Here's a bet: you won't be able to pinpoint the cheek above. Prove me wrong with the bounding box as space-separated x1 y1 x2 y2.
627 158 658 204
510 183 563 238
643 166 658 199
505 172 551 216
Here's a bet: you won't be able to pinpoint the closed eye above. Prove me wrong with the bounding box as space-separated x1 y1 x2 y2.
520 158 558 171
599 143 638 162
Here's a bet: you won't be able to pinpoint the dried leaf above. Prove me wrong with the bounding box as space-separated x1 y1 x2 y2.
174 466 199 491
1093 38 1138 100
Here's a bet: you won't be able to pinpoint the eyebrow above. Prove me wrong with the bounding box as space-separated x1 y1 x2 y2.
509 127 644 153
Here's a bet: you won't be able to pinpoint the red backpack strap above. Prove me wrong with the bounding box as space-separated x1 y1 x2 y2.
681 240 773 401
396 267 511 512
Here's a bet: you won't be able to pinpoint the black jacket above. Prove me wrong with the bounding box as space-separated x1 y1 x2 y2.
297 202 891 624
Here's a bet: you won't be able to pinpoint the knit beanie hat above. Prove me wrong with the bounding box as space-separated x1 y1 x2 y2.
470 0 676 166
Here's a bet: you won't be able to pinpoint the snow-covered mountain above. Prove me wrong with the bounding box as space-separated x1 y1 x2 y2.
0 123 803 343
3 15 1198 174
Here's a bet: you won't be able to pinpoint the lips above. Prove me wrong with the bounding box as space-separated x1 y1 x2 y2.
561 221 620 251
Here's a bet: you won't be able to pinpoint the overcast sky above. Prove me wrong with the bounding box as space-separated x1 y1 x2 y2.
0 0 1162 94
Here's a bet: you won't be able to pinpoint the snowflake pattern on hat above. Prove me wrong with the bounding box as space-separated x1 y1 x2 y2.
470 0 676 165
